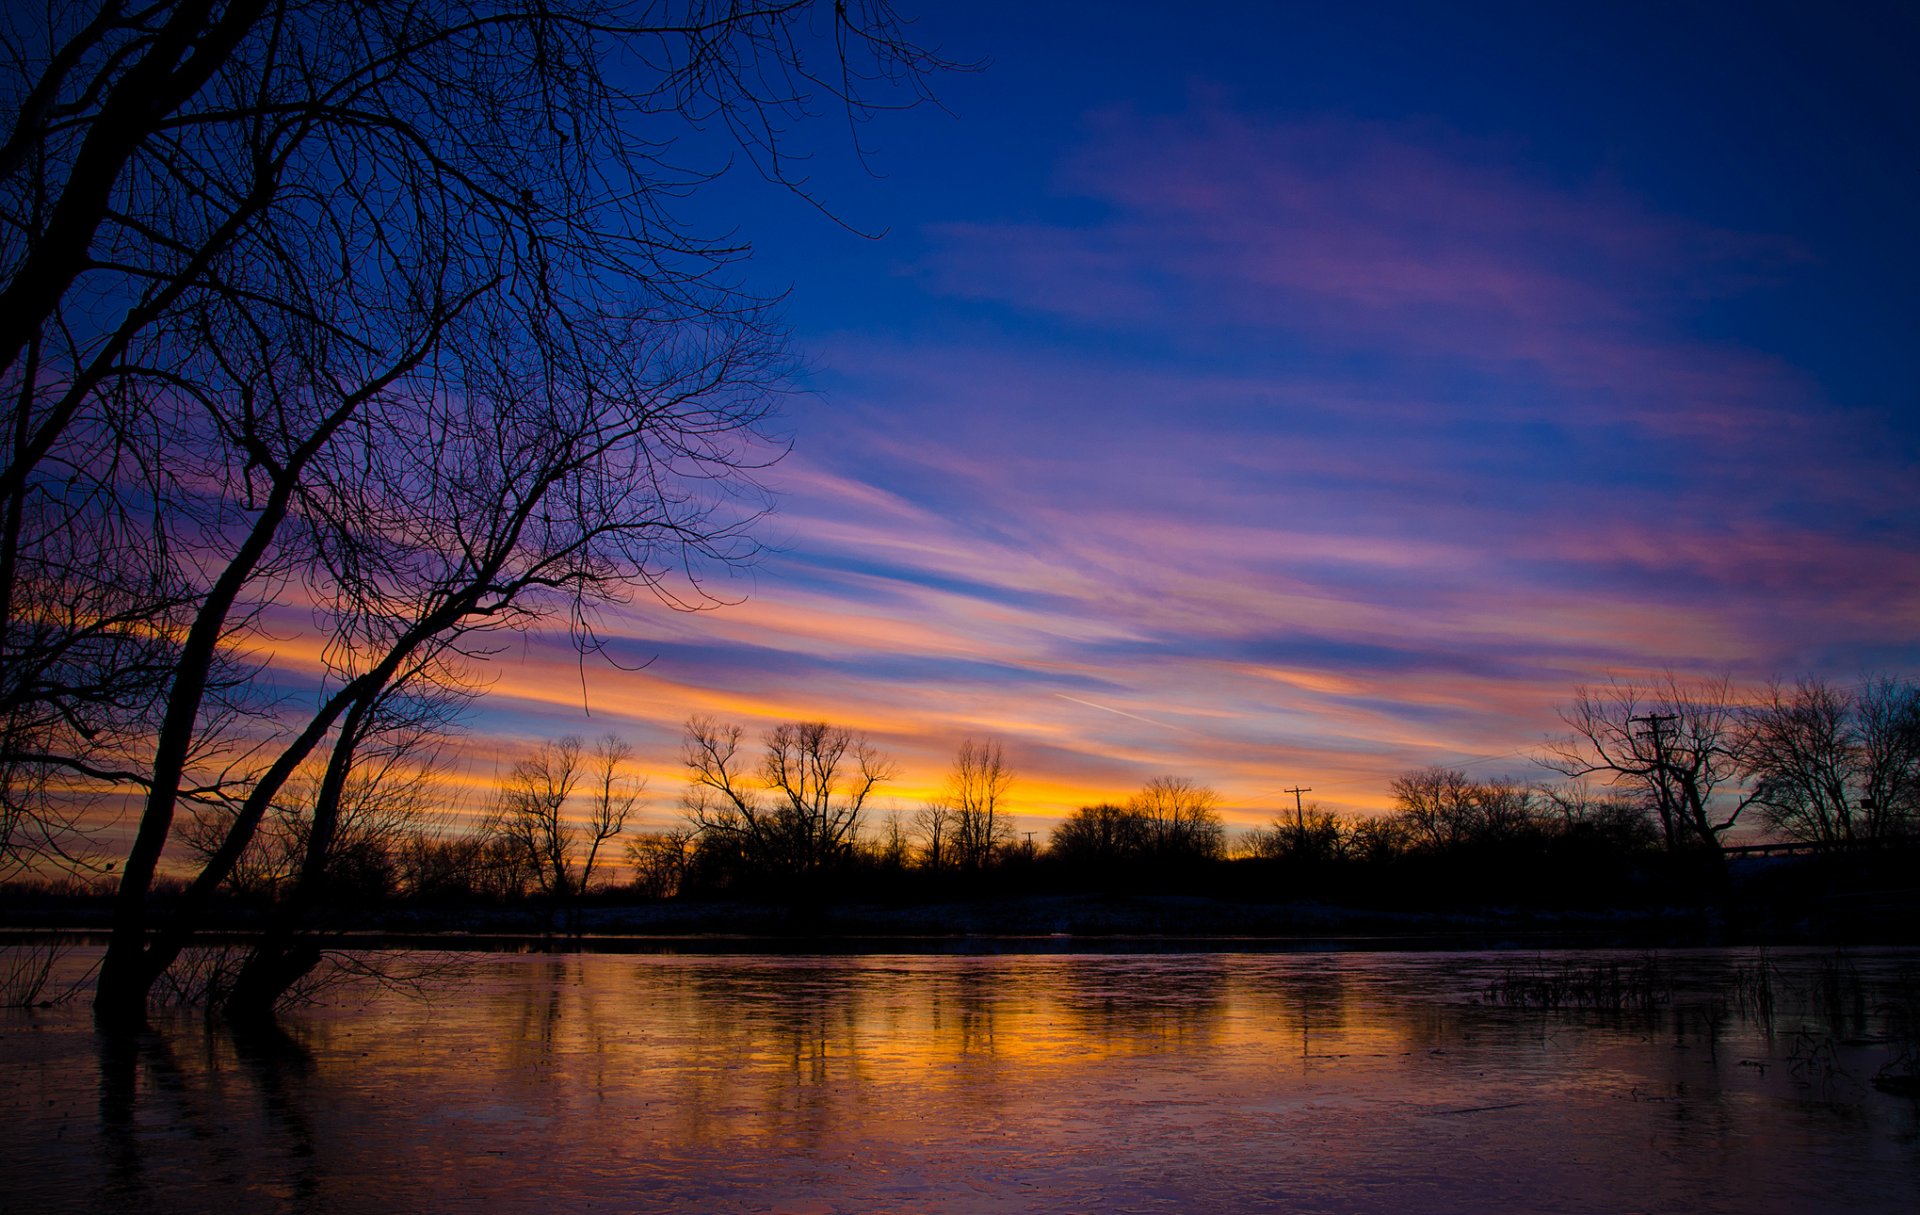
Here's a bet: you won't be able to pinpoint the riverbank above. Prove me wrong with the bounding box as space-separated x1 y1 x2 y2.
6 849 1916 951
4 890 1915 953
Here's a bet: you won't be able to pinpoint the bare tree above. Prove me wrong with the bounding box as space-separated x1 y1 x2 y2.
912 798 954 870
1741 676 1920 846
1128 776 1224 862
579 735 642 895
1544 674 1757 856
1388 767 1479 852
0 2 953 1025
477 734 635 935
1855 677 1920 839
681 717 773 865
1047 803 1148 866
397 813 530 903
1538 779 1659 851
866 807 912 871
493 735 634 911
1344 814 1409 864
946 737 1014 870
762 721 891 870
1472 778 1542 845
1248 803 1345 864
683 716 893 876
219 672 464 1017
626 824 698 899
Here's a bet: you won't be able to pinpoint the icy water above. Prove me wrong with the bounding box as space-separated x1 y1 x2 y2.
4 947 1919 1213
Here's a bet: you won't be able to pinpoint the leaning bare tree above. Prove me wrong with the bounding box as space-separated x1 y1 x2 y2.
1544 674 1756 857
0 1 951 1025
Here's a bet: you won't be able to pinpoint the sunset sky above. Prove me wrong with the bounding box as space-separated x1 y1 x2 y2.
431 0 1920 834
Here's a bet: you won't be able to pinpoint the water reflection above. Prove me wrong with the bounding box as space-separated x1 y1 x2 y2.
3 948 1918 1213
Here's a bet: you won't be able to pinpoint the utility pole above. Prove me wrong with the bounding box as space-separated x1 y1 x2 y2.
1284 786 1312 830
1631 713 1678 850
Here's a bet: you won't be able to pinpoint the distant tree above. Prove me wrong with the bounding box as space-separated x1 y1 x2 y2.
1047 803 1147 867
489 734 636 925
1388 769 1553 854
1128 776 1225 862
1471 778 1543 845
1344 814 1409 865
396 823 492 902
182 680 449 908
626 825 699 900
683 717 893 877
1538 780 1660 853
870 808 913 872
1544 675 1756 856
946 738 1015 870
912 798 954 870
1248 803 1345 865
494 737 587 907
579 736 643 895
1740 677 1920 846
1389 767 1480 852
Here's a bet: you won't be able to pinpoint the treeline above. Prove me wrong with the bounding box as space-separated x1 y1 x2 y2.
155 670 1915 925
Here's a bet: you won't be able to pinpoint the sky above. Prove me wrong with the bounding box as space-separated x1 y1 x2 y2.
441 0 1920 835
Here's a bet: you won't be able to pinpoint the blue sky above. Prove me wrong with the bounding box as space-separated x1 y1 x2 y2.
450 0 1920 830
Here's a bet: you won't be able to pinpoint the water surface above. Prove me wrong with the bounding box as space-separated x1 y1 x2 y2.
4 947 1917 1212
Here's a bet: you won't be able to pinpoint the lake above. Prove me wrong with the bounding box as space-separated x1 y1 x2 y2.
3 945 1918 1212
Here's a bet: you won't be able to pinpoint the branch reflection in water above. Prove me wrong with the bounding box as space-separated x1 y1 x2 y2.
3 948 1918 1213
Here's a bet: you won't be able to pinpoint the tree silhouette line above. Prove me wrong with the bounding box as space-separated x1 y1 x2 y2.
22 670 1902 952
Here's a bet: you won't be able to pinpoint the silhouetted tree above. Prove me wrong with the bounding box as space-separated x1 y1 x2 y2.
1129 776 1225 863
1248 802 1345 864
1545 675 1756 857
579 735 643 896
683 717 893 877
946 738 1015 870
870 808 913 872
1344 814 1409 864
1047 803 1148 867
1539 780 1660 852
491 735 636 919
391 789 544 904
1741 676 1920 846
1 2 952 1026
1389 767 1480 852
625 825 699 900
182 675 452 907
1471 778 1543 845
912 798 954 870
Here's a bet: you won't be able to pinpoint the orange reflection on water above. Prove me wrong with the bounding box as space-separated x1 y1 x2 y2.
4 949 1919 1214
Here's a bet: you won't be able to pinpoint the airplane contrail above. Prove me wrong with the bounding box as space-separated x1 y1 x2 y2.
1053 693 1193 733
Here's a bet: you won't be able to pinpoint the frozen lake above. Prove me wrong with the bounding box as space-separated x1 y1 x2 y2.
4 946 1918 1212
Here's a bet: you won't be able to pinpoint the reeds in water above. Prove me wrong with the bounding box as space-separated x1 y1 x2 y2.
1483 958 1667 1012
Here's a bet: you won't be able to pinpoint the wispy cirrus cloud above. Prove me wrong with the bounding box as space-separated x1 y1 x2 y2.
437 99 1919 830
